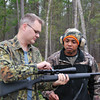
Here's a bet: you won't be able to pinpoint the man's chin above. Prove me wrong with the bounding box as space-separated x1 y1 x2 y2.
67 50 73 54
67 52 73 55
30 40 35 44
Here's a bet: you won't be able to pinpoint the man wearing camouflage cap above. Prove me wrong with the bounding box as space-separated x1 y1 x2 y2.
42 28 100 100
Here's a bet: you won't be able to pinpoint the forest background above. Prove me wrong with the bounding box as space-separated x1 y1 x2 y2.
0 0 100 68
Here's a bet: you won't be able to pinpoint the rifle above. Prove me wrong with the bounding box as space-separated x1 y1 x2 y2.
0 67 76 97
0 67 100 97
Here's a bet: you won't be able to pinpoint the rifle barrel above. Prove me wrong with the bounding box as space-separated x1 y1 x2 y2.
68 72 100 79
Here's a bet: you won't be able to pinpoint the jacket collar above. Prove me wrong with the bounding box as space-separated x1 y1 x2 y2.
10 36 33 51
60 47 85 62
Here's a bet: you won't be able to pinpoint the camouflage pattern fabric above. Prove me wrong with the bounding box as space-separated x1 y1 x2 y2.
63 28 82 41
0 36 52 100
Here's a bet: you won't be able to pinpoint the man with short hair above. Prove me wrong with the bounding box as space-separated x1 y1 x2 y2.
43 28 100 100
0 13 68 100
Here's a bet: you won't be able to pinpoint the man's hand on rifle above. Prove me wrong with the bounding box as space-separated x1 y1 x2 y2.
37 61 52 70
53 73 69 86
45 73 68 100
45 91 59 100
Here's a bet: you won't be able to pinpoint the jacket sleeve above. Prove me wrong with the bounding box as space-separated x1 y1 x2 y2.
88 56 100 99
0 47 38 83
93 63 100 99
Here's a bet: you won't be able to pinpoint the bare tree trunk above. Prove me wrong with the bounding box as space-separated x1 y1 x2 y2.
20 0 24 18
49 10 53 55
77 0 88 52
45 0 52 60
3 0 6 40
67 0 70 27
87 0 94 53
73 0 78 28
16 0 19 28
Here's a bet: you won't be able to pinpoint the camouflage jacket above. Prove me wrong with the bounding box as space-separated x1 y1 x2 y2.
43 48 100 100
0 36 52 100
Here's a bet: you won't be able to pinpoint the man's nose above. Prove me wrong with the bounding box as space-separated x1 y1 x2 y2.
68 41 72 45
36 33 39 38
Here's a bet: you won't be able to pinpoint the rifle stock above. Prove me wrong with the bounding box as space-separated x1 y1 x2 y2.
0 75 58 97
0 71 100 97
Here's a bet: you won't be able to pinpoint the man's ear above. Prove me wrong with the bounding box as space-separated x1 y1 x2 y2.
22 23 27 31
60 36 63 44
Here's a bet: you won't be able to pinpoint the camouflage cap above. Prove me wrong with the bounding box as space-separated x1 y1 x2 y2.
63 28 82 45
